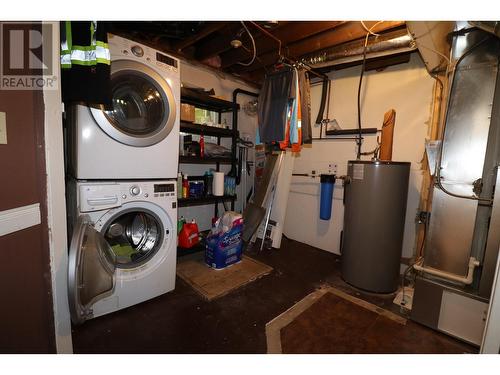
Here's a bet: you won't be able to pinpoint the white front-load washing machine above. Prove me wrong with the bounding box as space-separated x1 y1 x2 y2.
67 179 177 324
67 34 180 180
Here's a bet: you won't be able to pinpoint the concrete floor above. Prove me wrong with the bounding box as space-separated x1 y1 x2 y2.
72 237 476 354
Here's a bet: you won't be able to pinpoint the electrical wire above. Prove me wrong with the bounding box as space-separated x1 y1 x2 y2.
356 21 385 159
240 44 270 73
356 45 367 159
237 21 257 67
360 20 381 36
356 23 378 159
401 257 422 309
320 80 332 139
414 42 451 64
401 220 427 309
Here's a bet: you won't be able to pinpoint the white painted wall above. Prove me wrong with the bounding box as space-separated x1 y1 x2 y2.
179 61 258 231
284 53 434 260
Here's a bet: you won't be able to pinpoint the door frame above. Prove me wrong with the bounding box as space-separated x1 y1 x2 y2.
44 21 73 353
480 246 500 353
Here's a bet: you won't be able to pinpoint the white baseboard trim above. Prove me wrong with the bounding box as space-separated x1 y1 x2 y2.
0 203 41 237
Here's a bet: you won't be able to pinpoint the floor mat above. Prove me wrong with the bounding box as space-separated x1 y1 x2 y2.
266 286 473 354
176 254 273 301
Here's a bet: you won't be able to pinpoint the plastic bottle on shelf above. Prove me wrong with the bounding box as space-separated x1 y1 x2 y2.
177 172 183 199
182 174 189 198
204 170 213 196
200 134 205 158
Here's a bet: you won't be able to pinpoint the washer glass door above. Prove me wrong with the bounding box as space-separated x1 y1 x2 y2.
102 209 164 269
68 215 116 325
91 60 177 147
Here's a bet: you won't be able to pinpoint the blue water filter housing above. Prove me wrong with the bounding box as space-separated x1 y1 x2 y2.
320 174 336 220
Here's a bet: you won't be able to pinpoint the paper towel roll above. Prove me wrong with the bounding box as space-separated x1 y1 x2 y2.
213 172 225 196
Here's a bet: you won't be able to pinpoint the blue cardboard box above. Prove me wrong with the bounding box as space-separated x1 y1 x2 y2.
205 222 243 269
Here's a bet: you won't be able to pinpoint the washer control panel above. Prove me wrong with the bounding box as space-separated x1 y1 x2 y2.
153 183 176 198
130 185 141 196
79 181 177 213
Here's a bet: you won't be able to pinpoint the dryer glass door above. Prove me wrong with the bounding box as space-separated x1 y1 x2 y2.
106 72 165 135
68 215 116 325
91 60 177 147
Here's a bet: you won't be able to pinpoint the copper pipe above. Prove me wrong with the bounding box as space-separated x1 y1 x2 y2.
248 21 281 57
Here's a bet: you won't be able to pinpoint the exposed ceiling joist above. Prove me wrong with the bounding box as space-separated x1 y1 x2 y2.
194 23 250 60
220 21 345 69
230 21 406 74
173 21 226 52
110 20 410 85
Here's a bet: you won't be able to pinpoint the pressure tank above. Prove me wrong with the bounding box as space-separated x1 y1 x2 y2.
341 160 410 293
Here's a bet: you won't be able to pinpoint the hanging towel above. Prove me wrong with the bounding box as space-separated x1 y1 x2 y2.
289 68 300 145
279 68 303 152
298 68 312 144
279 102 293 150
60 21 112 106
257 67 295 143
291 76 302 153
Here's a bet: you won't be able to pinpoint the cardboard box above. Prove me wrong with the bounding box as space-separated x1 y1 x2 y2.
181 103 195 122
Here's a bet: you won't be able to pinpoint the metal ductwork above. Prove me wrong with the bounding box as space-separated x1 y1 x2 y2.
469 21 500 38
301 29 417 68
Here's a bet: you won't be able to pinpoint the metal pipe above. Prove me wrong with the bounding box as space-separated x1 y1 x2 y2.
232 88 258 198
413 257 480 285
315 78 329 126
301 29 416 68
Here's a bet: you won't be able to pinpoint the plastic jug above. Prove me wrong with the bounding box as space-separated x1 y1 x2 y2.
178 220 200 248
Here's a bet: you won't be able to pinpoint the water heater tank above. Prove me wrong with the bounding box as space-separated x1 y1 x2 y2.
341 160 410 293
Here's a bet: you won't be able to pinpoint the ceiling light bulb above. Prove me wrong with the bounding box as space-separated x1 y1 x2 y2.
230 39 242 48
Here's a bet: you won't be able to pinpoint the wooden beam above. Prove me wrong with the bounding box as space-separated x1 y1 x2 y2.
234 68 266 85
230 21 406 74
195 22 246 60
173 22 226 52
220 21 344 69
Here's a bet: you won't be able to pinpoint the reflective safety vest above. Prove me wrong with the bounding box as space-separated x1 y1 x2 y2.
60 21 110 69
60 21 112 105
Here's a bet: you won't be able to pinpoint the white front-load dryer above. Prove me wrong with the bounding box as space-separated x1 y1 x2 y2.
67 34 180 179
67 179 177 324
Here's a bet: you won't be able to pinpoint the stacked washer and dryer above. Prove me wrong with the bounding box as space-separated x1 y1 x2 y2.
65 34 180 324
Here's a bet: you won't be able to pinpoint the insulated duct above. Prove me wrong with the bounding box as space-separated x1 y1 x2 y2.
301 29 417 68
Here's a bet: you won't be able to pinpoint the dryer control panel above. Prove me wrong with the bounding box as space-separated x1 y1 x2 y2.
109 34 180 74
